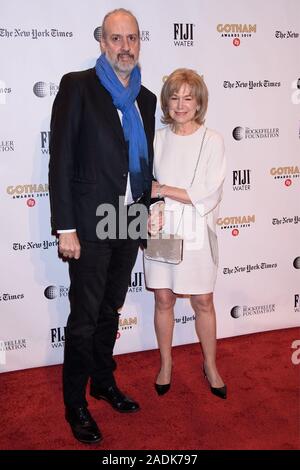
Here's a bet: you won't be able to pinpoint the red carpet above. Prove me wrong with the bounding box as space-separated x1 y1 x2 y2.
0 328 299 450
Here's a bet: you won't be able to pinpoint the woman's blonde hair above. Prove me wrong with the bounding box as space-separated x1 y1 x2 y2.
161 68 208 126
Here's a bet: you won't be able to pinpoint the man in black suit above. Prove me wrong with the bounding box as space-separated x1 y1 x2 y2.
49 8 156 444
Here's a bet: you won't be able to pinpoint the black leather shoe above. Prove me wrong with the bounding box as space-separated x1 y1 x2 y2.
203 364 227 400
90 384 140 413
154 383 170 396
65 406 102 444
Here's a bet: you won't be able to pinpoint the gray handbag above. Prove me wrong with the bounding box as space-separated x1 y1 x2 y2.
144 231 184 264
144 129 207 264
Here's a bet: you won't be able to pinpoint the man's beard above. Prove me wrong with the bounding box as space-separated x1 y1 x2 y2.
106 52 138 75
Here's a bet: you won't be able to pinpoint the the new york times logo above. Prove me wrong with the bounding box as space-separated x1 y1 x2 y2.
224 80 281 90
173 23 194 46
51 327 66 348
174 314 195 324
232 169 251 191
272 216 300 226
295 295 300 313
223 262 277 275
0 292 24 301
275 30 299 39
41 131 50 155
0 140 14 152
13 239 58 251
128 272 143 293
0 80 12 104
231 304 275 319
0 28 73 39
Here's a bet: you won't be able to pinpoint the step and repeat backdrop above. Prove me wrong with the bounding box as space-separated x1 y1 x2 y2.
1 0 299 372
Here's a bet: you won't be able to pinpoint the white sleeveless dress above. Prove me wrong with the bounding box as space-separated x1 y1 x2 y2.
144 125 226 295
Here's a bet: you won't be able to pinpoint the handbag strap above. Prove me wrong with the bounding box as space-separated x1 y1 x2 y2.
174 127 207 234
189 127 207 187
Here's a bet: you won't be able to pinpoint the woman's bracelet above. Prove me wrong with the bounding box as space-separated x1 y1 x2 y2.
156 184 165 199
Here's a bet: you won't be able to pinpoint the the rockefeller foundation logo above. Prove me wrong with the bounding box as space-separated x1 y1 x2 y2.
293 257 300 269
231 304 275 319
33 82 58 98
44 285 69 300
0 140 14 152
233 126 279 140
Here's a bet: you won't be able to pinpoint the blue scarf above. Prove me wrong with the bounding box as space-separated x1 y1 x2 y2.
95 53 149 201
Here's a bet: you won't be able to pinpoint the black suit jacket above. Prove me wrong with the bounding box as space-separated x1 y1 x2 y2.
49 67 156 241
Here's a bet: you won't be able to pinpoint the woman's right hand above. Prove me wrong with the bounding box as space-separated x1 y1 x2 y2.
148 202 165 235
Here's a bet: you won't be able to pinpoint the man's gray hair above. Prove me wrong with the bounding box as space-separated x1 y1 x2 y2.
101 8 140 39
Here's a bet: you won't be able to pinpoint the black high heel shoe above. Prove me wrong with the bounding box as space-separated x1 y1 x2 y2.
154 365 172 396
154 382 171 396
203 364 227 400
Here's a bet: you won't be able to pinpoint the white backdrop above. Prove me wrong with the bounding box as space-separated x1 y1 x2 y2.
0 0 299 372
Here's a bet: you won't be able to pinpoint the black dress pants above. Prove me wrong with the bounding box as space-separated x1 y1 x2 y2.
63 238 140 408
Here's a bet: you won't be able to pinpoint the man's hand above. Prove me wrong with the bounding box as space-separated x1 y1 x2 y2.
58 232 81 259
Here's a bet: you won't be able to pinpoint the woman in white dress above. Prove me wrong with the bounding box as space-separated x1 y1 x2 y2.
144 69 227 399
